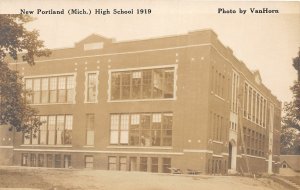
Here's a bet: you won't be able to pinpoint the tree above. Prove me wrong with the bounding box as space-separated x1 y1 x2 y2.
0 15 50 133
280 102 300 154
292 49 300 120
280 49 300 154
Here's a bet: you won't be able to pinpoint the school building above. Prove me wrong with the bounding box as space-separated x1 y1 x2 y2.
0 29 281 174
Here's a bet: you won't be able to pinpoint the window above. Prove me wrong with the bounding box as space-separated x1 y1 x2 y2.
55 154 61 168
65 115 73 144
85 72 98 103
64 155 71 168
56 116 64 145
110 113 173 146
23 132 31 145
33 79 41 104
108 156 117 170
25 79 33 103
47 154 53 168
41 78 49 103
48 116 56 145
119 157 127 171
25 74 75 104
38 154 44 167
85 156 94 168
282 163 287 168
40 116 48 145
30 154 37 167
49 77 57 103
140 157 147 172
129 157 137 171
243 82 267 127
231 71 239 113
151 157 158 173
23 115 73 145
84 42 104 51
22 153 29 166
86 114 95 146
162 158 171 173
110 67 175 100
243 83 248 117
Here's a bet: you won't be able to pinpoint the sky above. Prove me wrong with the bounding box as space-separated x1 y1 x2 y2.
1 0 299 103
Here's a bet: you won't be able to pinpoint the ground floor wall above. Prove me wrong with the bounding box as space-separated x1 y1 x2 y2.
0 148 13 165
11 150 276 175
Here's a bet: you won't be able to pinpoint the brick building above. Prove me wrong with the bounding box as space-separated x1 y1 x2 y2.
0 29 281 174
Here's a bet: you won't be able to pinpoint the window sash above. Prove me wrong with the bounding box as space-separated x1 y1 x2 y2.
110 67 175 100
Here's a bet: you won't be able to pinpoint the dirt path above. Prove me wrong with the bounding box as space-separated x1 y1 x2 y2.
0 167 287 190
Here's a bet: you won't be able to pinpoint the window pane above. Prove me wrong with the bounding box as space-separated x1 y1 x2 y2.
142 70 152 98
153 69 163 98
110 131 119 144
85 156 93 168
41 78 49 103
38 154 44 167
151 157 158 173
87 131 94 146
25 79 33 103
132 71 141 99
164 70 174 98
119 157 127 171
33 78 41 104
49 77 57 103
121 73 131 99
111 115 119 130
140 157 147 172
40 116 48 145
56 116 65 145
87 73 97 102
66 76 74 103
65 115 73 144
162 158 171 173
120 115 129 144
108 157 117 170
86 114 95 145
48 116 56 145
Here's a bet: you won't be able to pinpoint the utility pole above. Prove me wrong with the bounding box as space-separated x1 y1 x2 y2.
237 94 251 175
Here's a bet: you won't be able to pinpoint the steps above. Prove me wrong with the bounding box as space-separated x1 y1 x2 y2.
273 176 300 190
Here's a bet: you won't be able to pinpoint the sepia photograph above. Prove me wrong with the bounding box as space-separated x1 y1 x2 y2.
0 0 299 189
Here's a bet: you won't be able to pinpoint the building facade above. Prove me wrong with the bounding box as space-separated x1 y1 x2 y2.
1 29 281 174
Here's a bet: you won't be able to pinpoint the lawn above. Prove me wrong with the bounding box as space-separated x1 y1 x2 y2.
0 166 289 190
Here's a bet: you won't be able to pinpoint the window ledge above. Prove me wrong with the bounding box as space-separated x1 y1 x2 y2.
83 145 95 148
21 145 72 148
29 103 75 106
84 101 98 104
212 140 223 144
108 98 176 103
106 146 173 150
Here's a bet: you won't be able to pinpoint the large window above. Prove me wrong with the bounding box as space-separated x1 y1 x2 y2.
85 72 99 103
110 67 175 100
110 113 173 146
23 115 73 145
243 127 266 157
25 74 75 104
243 82 267 128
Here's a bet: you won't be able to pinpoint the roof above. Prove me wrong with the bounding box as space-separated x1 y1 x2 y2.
280 155 300 171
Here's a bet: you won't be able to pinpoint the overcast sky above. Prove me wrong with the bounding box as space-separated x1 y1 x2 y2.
1 0 300 103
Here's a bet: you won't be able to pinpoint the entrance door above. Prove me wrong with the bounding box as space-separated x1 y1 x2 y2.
228 143 232 169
